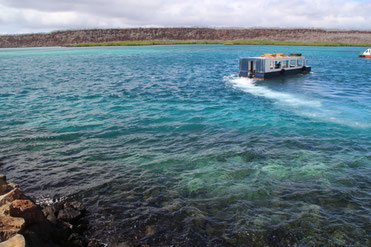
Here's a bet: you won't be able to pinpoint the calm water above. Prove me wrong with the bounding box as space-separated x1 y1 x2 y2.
0 45 370 246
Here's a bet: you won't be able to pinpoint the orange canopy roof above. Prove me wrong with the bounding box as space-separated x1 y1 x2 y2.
260 53 288 58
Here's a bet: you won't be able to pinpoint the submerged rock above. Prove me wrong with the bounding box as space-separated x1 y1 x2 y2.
57 200 86 224
58 206 82 223
67 201 86 213
68 233 87 247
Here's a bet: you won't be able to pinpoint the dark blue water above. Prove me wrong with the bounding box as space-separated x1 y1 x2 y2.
0 45 370 246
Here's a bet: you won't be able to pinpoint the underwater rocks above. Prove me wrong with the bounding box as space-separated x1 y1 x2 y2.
0 174 97 247
56 201 86 224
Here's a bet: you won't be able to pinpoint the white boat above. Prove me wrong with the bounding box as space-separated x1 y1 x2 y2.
239 53 311 79
359 48 371 58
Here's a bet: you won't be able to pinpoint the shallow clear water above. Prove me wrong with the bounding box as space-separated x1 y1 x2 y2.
0 45 370 246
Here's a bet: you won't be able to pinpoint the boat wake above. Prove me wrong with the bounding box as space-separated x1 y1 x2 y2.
225 76 370 128
226 76 321 108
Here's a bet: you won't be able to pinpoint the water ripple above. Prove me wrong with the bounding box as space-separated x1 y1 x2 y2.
0 45 370 246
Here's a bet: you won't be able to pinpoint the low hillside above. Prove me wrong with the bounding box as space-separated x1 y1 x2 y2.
1 28 371 48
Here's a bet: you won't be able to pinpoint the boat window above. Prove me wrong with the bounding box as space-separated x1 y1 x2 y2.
297 59 303 66
249 60 256 72
274 61 281 69
283 60 289 68
290 60 296 67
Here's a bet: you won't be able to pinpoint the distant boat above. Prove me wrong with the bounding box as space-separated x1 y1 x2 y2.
239 53 311 79
358 48 371 58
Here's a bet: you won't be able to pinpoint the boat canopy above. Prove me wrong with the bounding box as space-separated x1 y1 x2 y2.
260 53 288 58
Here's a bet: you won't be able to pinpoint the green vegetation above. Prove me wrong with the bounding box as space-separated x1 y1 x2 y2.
224 40 371 46
69 40 371 47
69 40 223 47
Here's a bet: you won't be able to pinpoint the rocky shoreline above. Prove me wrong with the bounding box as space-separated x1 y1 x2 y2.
0 174 102 247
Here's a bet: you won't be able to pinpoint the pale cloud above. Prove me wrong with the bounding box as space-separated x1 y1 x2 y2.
0 0 370 34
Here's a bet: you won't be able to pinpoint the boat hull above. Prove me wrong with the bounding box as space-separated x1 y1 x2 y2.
253 66 311 80
359 54 371 58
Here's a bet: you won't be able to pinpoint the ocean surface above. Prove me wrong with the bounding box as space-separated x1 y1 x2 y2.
0 45 370 246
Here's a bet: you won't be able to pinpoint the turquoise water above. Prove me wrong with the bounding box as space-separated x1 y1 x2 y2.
0 45 370 246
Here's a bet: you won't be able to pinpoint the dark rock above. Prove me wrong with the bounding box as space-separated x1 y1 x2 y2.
60 220 73 232
51 201 64 214
87 239 106 247
67 200 86 214
0 174 6 184
22 220 60 247
19 199 89 247
42 206 57 224
73 220 89 234
50 220 72 243
58 206 82 223
0 175 10 196
42 206 54 217
0 185 8 195
68 233 87 247
46 213 58 225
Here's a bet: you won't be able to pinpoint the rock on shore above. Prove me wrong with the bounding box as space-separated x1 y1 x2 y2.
0 174 99 247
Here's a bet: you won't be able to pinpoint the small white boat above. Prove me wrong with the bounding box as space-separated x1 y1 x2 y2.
359 48 371 58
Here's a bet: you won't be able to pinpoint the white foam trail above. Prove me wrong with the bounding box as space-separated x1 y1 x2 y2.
225 76 370 129
228 76 321 108
300 111 371 128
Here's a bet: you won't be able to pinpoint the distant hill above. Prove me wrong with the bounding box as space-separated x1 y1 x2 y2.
1 28 371 48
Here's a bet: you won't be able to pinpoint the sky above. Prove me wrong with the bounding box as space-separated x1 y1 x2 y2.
0 0 370 34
